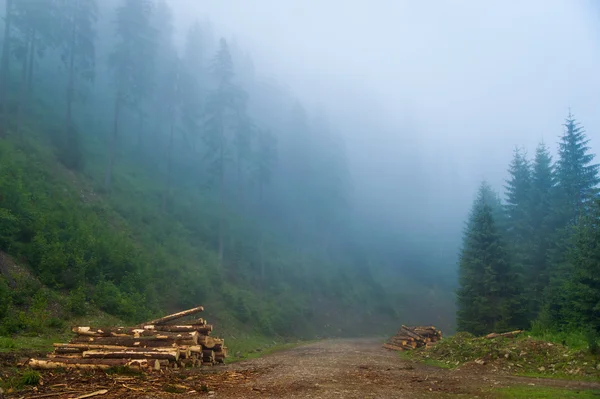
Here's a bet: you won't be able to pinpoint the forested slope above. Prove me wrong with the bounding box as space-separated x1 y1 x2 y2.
0 0 451 339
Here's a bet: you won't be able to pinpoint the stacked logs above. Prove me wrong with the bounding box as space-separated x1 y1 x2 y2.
27 305 227 371
382 325 443 351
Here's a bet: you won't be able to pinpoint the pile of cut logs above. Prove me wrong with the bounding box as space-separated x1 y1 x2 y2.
383 325 443 351
27 305 227 371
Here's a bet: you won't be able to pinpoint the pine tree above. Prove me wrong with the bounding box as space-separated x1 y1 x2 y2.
180 21 205 153
457 181 524 335
12 0 61 134
565 198 600 332
527 142 555 317
554 112 600 224
504 147 532 289
505 147 532 240
0 0 15 134
544 112 600 328
57 0 98 170
105 0 156 189
203 37 240 267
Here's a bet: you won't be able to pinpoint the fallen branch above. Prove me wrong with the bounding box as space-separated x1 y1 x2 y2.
485 330 523 339
74 390 109 399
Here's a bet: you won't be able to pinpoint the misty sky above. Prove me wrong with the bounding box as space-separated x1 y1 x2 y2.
168 0 600 253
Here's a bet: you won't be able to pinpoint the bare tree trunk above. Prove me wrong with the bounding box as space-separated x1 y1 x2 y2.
104 93 121 189
27 29 35 98
16 30 31 137
137 110 144 150
162 110 175 213
0 0 13 135
218 115 225 268
66 22 76 144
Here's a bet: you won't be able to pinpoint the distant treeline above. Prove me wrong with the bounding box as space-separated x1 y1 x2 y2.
457 112 600 337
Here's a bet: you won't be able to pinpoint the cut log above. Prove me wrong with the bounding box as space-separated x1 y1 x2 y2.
82 349 180 361
141 306 204 326
27 358 147 370
400 325 425 341
71 333 197 346
54 343 128 351
198 336 223 349
144 325 211 333
485 330 523 339
54 347 82 354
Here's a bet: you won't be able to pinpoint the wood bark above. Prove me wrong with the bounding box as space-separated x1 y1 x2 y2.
82 349 179 361
145 324 211 333
28 358 149 370
485 330 523 339
142 306 204 326
197 336 223 349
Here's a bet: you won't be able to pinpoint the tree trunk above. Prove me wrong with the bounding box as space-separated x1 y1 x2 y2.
137 110 144 150
0 0 13 135
28 358 147 371
105 93 121 189
82 349 179 361
142 305 205 325
162 108 175 212
16 31 30 137
26 28 35 97
66 22 76 151
218 114 225 268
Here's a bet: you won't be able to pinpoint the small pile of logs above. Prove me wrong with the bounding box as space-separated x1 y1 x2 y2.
27 305 227 371
383 325 443 351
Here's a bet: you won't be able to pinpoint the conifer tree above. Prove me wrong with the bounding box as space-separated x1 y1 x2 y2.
58 0 98 170
505 147 532 240
527 142 555 317
203 37 238 267
554 112 600 224
457 181 524 335
105 0 155 189
504 147 532 293
564 198 600 333
544 112 600 327
0 0 14 134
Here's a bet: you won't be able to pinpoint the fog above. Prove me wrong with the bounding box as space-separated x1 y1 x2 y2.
3 0 600 334
166 0 600 265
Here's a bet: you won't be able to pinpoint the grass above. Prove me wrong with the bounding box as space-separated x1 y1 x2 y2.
0 334 68 353
225 333 315 363
492 385 600 398
0 310 125 353
403 331 600 381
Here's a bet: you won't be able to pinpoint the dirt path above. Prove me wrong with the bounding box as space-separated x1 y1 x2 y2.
209 338 600 398
5 339 600 398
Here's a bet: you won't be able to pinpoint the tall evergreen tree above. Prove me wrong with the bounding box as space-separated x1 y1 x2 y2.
554 112 600 224
503 147 532 319
0 0 14 134
544 112 600 327
12 0 60 134
564 198 600 333
203 37 242 267
105 0 155 188
58 0 98 170
505 147 532 240
180 21 205 153
457 181 524 335
527 142 555 317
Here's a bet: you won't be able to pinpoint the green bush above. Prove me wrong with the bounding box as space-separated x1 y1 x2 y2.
0 277 11 320
69 285 88 317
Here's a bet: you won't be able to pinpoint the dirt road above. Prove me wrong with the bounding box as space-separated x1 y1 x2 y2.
210 338 600 398
6 339 600 398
